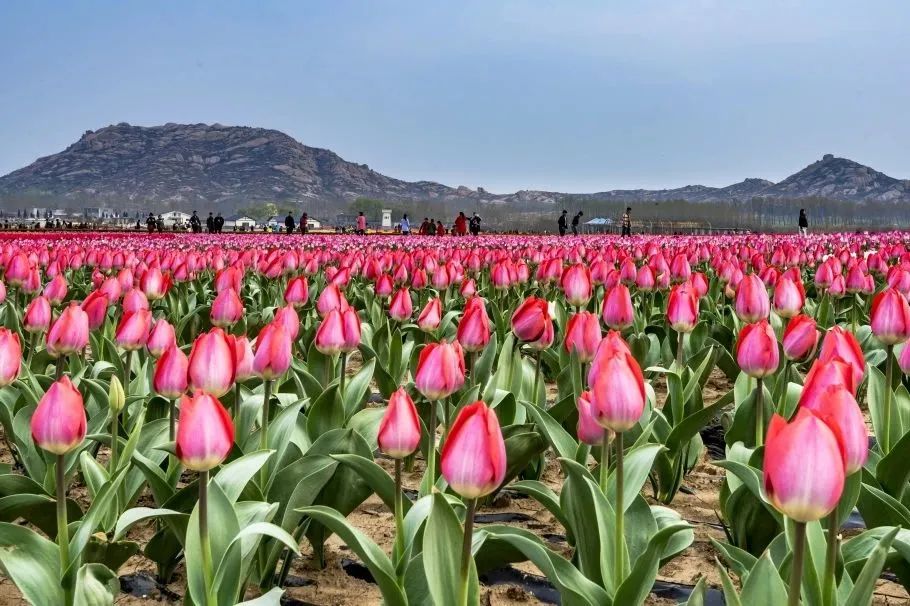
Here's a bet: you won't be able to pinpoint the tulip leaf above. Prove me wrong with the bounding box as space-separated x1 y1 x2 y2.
519 400 578 460
297 505 407 606
856 483 910 529
347 406 385 451
710 538 759 580
306 384 343 442
129 451 175 506
214 449 274 504
0 522 65 605
715 559 744 606
740 551 788 605
73 563 119 606
843 526 899 606
875 428 910 502
331 453 412 515
510 480 573 544
185 480 241 606
665 389 733 455
607 443 664 514
613 522 692 606
479 525 611 606
237 587 285 605
713 460 781 522
67 465 129 578
343 358 375 419
472 331 498 389
423 492 475 606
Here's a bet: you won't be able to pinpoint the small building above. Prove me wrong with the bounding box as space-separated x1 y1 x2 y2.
225 215 257 231
381 209 392 229
159 211 192 228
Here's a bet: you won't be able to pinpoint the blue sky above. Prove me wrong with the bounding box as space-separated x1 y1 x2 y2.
1 1 908 192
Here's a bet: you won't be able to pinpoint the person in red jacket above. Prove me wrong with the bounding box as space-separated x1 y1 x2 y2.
435 220 446 236
454 212 468 236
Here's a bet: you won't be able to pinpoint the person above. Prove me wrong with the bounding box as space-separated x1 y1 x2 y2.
558 210 568 236
470 213 482 236
285 212 296 234
146 212 156 233
356 211 367 235
300 212 308 234
799 209 808 235
156 215 164 232
214 213 224 233
206 212 215 233
621 207 632 237
435 219 445 236
400 213 411 235
454 212 468 236
420 217 432 235
571 211 583 236
190 211 202 233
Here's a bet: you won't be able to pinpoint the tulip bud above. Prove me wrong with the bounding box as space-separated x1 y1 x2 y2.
602 284 634 330
734 274 770 323
456 296 491 352
563 312 601 363
147 319 177 358
232 336 256 383
763 409 845 522
0 329 22 387
315 308 361 356
511 297 554 350
175 391 234 471
154 344 189 399
23 296 51 333
377 388 421 459
589 346 646 432
273 305 301 341
440 401 507 498
80 290 109 330
389 288 414 322
284 276 309 308
561 264 593 307
187 328 236 397
667 283 698 333
736 320 779 378
30 377 87 455
818 326 865 387
799 385 867 475
871 288 910 346
773 276 805 319
210 288 244 328
417 297 442 332
782 314 818 361
415 340 466 400
253 322 293 380
46 302 89 357
108 375 125 413
42 274 68 305
115 309 152 351
577 391 609 446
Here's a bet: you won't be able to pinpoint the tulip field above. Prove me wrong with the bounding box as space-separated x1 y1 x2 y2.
3 231 910 605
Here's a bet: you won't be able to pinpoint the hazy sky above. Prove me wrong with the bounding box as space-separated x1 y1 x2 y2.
1 1 908 193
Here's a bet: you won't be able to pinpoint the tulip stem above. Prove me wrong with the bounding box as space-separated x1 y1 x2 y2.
121 350 134 431
458 498 477 606
823 513 840 606
199 470 217 606
614 431 625 586
55 355 65 380
532 350 542 406
110 409 119 474
755 378 765 447
259 380 272 490
425 399 437 494
394 459 405 558
675 331 684 369
789 522 807 606
598 432 610 494
55 454 71 599
339 352 348 400
883 345 894 453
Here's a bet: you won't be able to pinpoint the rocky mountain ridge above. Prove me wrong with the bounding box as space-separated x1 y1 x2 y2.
1 123 907 211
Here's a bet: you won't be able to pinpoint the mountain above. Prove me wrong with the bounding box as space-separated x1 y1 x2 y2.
1 123 908 211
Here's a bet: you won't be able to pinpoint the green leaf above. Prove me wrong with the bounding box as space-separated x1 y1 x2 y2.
237 587 285 605
73 563 120 606
607 443 664 514
213 450 274 504
510 480 573 544
613 523 692 606
67 466 129 576
423 493 472 606
331 453 411 515
113 507 185 543
297 505 407 606
0 522 64 604
875 428 910 501
343 358 375 418
843 527 899 606
520 400 578 460
306 384 343 441
185 481 241 606
740 551 788 605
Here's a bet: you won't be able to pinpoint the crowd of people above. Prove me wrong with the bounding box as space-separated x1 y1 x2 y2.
394 212 483 236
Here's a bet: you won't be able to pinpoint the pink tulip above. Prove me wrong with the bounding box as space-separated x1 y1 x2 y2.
799 385 868 474
140 267 170 300
734 274 770 323
253 322 292 380
602 284 634 330
736 320 779 378
389 288 413 322
415 340 466 400
284 276 309 308
187 328 236 397
210 288 244 328
763 408 845 522
316 284 346 317
588 344 646 432
273 305 301 341
773 276 805 319
563 311 602 363
818 327 865 387
154 344 189 399
315 308 362 355
232 336 256 383
42 274 68 305
871 288 910 346
175 391 234 471
0 329 22 387
80 290 109 330
23 296 51 333
561 264 593 307
440 401 507 498
147 319 177 358
377 388 421 459
115 309 152 351
667 283 698 333
577 391 609 446
30 377 86 455
46 302 89 357
417 297 442 332
457 297 491 352
511 297 553 350
782 314 818 361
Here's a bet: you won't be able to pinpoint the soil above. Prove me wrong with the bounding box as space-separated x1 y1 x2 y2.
1 369 906 605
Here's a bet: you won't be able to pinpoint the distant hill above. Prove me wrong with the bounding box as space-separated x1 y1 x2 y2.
1 123 908 211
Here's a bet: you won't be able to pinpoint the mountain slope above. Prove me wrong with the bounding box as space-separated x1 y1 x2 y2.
1 123 908 209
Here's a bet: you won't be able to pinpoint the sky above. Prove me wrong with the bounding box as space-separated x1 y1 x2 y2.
1 1 908 193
